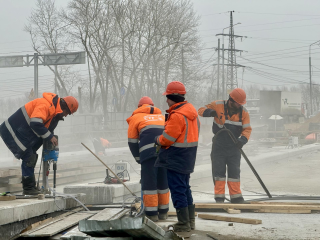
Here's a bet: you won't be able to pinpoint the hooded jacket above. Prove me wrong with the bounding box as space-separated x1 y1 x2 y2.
0 93 63 159
126 104 165 163
155 101 200 174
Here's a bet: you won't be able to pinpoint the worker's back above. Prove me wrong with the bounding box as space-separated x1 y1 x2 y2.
126 104 165 162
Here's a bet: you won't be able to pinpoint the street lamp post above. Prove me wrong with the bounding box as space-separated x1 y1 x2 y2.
221 22 241 99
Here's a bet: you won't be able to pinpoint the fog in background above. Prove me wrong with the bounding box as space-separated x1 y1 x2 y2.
0 0 320 152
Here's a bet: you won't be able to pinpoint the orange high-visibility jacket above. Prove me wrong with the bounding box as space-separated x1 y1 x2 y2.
198 100 252 145
155 101 200 174
0 93 63 159
126 104 165 163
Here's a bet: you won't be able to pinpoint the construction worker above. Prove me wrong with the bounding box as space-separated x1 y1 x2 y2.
155 81 200 232
198 88 252 204
0 93 78 195
126 96 169 222
93 137 111 156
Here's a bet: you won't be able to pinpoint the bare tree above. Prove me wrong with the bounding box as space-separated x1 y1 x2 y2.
24 0 80 96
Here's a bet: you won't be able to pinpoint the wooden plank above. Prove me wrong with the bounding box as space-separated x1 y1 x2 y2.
195 203 320 211
225 208 241 214
198 213 262 225
21 212 94 237
254 209 311 214
21 217 53 233
0 195 16 201
251 202 320 206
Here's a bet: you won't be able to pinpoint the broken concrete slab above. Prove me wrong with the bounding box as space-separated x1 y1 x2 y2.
79 215 165 239
63 181 141 205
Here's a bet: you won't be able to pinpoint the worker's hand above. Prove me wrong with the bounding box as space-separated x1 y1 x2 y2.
50 136 58 146
154 144 161 154
236 136 248 149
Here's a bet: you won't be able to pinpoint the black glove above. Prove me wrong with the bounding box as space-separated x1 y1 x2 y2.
203 108 217 117
236 136 248 149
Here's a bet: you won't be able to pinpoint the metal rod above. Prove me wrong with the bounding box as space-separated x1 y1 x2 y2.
53 162 57 198
223 128 272 198
81 143 136 197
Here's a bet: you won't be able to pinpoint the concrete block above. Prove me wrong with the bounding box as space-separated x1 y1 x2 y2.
0 207 14 225
63 181 141 205
0 194 87 225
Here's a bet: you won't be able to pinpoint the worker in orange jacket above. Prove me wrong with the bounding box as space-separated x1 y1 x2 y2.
155 81 200 232
198 88 252 204
0 93 78 195
127 96 169 222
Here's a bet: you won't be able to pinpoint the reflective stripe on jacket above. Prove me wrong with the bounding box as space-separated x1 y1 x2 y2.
155 101 200 174
126 104 165 163
0 92 63 159
198 100 252 147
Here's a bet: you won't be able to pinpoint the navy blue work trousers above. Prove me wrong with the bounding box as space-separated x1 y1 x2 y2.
167 169 193 209
21 148 36 177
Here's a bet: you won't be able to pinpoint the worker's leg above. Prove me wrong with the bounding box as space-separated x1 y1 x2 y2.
184 174 196 230
226 149 244 203
21 148 39 195
167 169 191 232
157 166 169 220
141 157 158 221
212 146 227 203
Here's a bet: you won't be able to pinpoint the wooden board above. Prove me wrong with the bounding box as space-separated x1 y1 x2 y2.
254 209 311 214
198 213 262 225
195 203 320 211
225 208 241 214
21 217 53 233
20 211 94 237
0 195 16 201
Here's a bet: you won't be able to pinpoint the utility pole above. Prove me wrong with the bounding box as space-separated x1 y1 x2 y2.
309 56 313 116
228 11 237 90
308 40 320 116
216 11 245 98
217 39 220 99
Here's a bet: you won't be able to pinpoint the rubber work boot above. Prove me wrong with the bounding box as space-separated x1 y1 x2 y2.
22 175 40 195
173 207 191 232
231 197 245 204
159 212 168 220
147 214 159 222
188 204 195 230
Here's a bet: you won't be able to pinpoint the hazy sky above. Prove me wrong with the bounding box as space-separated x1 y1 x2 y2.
1 0 320 99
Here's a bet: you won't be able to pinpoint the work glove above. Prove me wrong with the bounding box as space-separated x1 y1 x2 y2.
236 136 248 149
202 108 217 117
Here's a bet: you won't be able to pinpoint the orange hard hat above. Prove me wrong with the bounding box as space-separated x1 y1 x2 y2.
63 96 79 114
138 96 154 107
162 81 186 95
229 88 246 105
